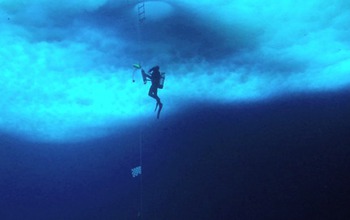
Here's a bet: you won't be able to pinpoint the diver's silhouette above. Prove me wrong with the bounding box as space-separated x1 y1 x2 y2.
142 66 163 119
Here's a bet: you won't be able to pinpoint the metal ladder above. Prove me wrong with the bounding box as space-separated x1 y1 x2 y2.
126 0 146 23
137 0 146 23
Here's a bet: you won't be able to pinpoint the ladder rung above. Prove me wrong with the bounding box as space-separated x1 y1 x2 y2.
136 1 145 23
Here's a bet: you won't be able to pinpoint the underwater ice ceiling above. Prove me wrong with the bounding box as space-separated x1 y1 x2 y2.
1 0 349 142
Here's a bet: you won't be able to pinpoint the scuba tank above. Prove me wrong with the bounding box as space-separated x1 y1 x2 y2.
158 72 165 89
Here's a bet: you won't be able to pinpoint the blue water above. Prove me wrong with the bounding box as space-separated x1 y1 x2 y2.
1 92 350 219
1 1 350 219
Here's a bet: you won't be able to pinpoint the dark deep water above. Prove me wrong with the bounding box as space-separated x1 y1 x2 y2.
1 91 350 220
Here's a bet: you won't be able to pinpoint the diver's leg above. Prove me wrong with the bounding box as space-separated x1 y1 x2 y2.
149 86 161 102
148 86 162 118
153 96 161 112
153 87 161 103
153 88 162 118
148 85 159 111
153 88 162 111
148 85 156 98
157 102 163 119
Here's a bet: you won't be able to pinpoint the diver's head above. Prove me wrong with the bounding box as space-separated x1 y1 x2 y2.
149 65 160 73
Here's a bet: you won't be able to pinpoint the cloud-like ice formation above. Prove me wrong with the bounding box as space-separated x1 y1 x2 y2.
1 0 349 142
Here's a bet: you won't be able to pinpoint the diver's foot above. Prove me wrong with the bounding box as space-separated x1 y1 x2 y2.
157 103 163 119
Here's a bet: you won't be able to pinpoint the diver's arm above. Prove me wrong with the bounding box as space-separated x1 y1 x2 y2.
144 73 152 79
142 69 152 79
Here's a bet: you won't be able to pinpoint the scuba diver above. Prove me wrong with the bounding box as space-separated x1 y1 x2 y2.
141 66 163 119
142 66 164 119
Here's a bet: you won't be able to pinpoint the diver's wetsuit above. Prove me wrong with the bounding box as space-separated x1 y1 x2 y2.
144 66 163 118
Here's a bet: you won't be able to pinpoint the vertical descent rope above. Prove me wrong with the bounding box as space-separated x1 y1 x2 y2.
137 1 145 219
